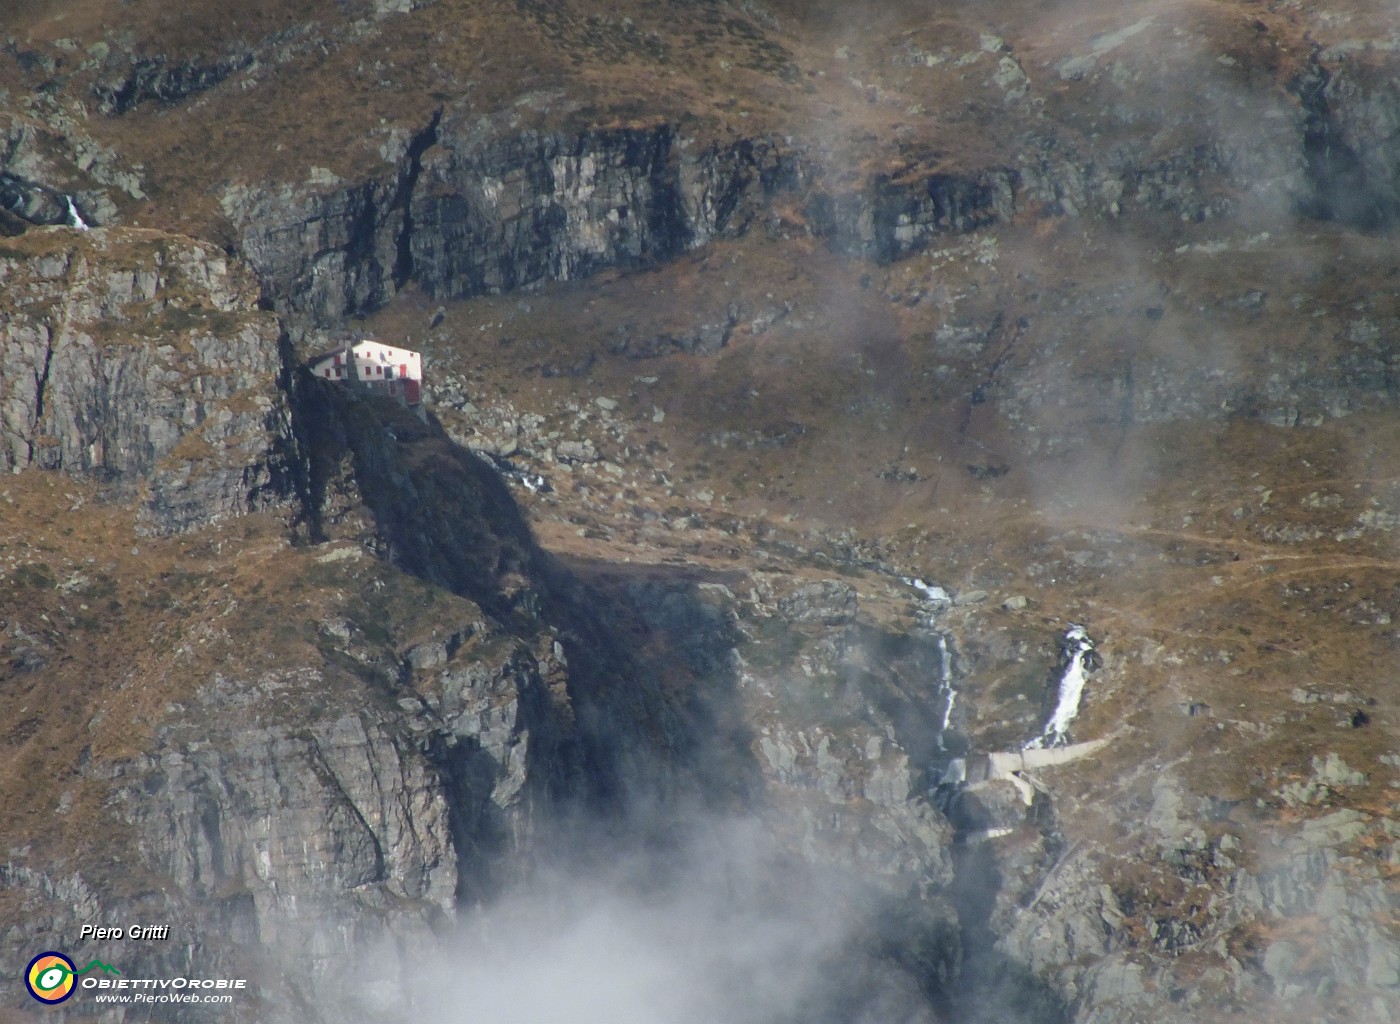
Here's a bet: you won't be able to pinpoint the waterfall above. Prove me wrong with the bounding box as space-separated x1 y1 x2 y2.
901 575 950 606
1028 625 1095 748
903 576 957 746
936 633 956 733
65 197 89 230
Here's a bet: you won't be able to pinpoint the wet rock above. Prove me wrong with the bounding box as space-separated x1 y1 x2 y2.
0 173 78 228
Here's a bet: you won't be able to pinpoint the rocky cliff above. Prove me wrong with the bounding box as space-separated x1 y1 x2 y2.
0 227 961 1023
224 118 802 325
2 2 1400 1023
0 228 290 534
226 114 1255 328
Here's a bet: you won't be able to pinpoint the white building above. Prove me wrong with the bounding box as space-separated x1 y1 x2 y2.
946 737 1112 807
309 339 422 408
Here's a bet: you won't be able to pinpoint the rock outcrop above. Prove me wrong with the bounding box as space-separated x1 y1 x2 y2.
413 124 686 299
3 6 1400 1024
228 113 1254 326
0 227 293 534
978 775 1400 1024
0 570 582 1021
227 118 800 324
0 172 82 230
221 78 1330 330
93 53 256 116
1294 56 1400 230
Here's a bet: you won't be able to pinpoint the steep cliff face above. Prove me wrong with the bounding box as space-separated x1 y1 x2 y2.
225 117 801 325
981 778 1400 1024
102 705 459 1019
3 3 1400 1023
224 113 439 327
811 141 1249 264
228 117 1258 327
1295 55 1400 230
0 228 584 1020
0 227 292 534
407 123 797 301
0 533 584 1021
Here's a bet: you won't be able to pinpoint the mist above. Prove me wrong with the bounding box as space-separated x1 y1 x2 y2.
390 817 942 1024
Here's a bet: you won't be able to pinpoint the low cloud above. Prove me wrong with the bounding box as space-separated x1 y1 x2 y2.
397 816 940 1024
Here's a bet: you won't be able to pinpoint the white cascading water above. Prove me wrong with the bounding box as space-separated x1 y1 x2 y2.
903 577 958 746
1027 624 1095 749
901 576 950 606
65 196 89 230
936 634 955 732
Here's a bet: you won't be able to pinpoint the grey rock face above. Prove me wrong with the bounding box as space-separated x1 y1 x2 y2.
408 123 801 302
227 174 411 327
2 95 147 230
0 602 575 1022
116 712 454 908
0 228 293 533
0 172 80 228
217 50 1400 339
104 705 456 1016
985 777 1400 1024
227 118 799 325
733 581 958 887
232 114 1255 327
809 168 1018 262
408 125 686 299
93 53 256 115
1296 58 1400 229
778 580 859 625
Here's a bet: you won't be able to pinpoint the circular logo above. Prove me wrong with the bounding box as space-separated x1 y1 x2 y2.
26 952 77 1004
